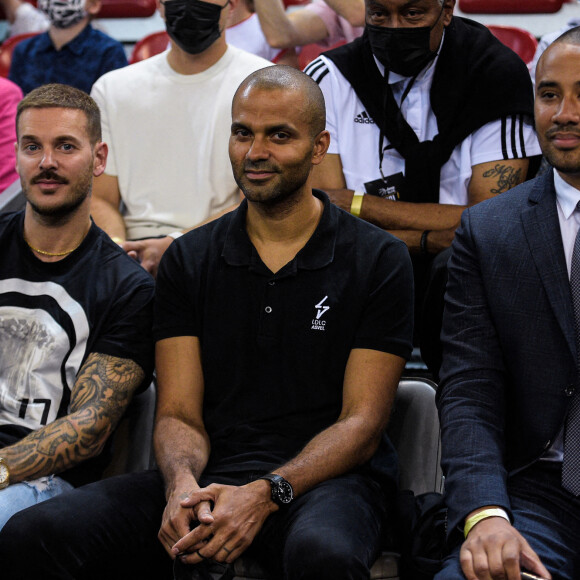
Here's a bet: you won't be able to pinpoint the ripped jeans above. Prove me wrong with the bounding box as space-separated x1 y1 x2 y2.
0 474 73 531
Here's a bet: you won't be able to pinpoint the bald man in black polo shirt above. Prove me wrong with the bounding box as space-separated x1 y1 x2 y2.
0 66 414 580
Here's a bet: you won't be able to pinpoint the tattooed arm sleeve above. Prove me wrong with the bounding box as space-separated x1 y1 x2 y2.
0 352 145 484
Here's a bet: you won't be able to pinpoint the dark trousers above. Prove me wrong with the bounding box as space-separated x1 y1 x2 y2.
0 469 391 580
435 461 580 580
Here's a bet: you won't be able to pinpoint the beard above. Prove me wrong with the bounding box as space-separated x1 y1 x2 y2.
23 168 92 221
540 127 580 176
233 159 312 208
543 148 580 175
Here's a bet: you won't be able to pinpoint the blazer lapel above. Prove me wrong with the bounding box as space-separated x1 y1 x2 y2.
522 171 576 359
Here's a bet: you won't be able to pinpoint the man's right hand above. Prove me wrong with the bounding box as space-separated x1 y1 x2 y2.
158 487 214 559
171 480 277 565
460 517 551 580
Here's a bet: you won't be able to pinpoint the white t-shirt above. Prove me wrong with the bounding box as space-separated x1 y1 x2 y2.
91 46 270 239
306 52 542 206
226 13 283 62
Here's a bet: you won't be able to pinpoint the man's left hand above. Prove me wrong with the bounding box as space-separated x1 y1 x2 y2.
171 481 278 565
122 237 173 277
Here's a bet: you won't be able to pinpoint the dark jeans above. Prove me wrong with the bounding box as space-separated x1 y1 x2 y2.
435 461 580 580
0 469 391 580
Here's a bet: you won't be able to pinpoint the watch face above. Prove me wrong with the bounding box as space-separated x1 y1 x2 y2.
275 480 294 504
0 462 8 487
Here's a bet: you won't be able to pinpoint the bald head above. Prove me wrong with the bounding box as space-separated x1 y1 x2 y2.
233 65 326 139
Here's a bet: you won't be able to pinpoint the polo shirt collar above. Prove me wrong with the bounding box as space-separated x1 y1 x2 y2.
222 189 337 274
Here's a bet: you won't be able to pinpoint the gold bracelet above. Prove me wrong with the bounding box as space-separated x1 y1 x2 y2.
350 192 364 218
464 508 509 539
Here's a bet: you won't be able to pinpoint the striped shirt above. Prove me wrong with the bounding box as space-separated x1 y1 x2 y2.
306 50 541 205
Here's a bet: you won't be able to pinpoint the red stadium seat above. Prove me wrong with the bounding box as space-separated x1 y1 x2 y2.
130 31 170 64
298 40 346 70
487 25 539 65
97 0 156 18
0 32 38 77
458 0 564 13
0 0 156 20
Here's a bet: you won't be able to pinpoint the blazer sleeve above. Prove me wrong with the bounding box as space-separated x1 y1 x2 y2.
436 207 512 541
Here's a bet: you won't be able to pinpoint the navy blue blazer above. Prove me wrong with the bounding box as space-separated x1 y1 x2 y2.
437 170 577 539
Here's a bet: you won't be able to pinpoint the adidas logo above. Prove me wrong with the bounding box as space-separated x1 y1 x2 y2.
354 111 375 124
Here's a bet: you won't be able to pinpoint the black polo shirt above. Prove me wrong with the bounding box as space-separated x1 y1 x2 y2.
154 190 413 483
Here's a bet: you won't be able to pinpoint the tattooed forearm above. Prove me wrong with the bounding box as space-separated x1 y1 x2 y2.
70 353 143 424
482 164 523 194
1 353 145 484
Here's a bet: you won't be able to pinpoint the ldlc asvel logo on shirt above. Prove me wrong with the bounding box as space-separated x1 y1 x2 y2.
311 296 330 331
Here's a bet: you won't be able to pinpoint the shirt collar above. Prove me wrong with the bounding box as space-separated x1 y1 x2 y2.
554 168 580 220
36 31 54 52
41 23 92 55
222 189 337 275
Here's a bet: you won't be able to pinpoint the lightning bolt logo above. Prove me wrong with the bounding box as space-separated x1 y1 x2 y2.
315 296 330 319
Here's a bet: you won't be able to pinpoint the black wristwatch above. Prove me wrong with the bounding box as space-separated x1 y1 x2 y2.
258 473 294 506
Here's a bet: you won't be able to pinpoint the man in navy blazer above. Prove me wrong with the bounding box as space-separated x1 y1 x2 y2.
435 28 580 580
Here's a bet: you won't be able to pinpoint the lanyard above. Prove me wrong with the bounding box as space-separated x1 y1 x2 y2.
378 73 419 183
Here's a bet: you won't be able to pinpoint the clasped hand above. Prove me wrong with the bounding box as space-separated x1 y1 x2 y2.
163 481 278 566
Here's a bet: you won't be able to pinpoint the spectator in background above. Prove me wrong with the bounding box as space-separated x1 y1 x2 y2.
0 77 22 194
254 0 363 50
90 0 269 277
0 0 49 37
8 0 127 94
305 0 542 378
226 0 298 67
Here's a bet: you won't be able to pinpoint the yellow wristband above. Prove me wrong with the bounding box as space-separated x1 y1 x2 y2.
111 236 124 245
350 192 364 218
464 508 509 539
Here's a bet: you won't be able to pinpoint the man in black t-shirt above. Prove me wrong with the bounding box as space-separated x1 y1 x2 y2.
0 84 154 531
0 67 413 580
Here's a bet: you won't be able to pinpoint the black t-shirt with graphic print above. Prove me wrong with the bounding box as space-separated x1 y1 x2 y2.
0 211 154 487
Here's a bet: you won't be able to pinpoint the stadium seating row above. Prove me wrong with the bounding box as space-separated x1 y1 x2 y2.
0 22 540 79
0 0 311 21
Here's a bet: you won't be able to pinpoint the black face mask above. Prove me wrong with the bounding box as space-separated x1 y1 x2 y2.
162 0 226 55
367 6 444 77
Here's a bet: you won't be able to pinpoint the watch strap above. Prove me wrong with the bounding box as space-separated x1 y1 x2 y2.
259 473 284 485
258 473 294 505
